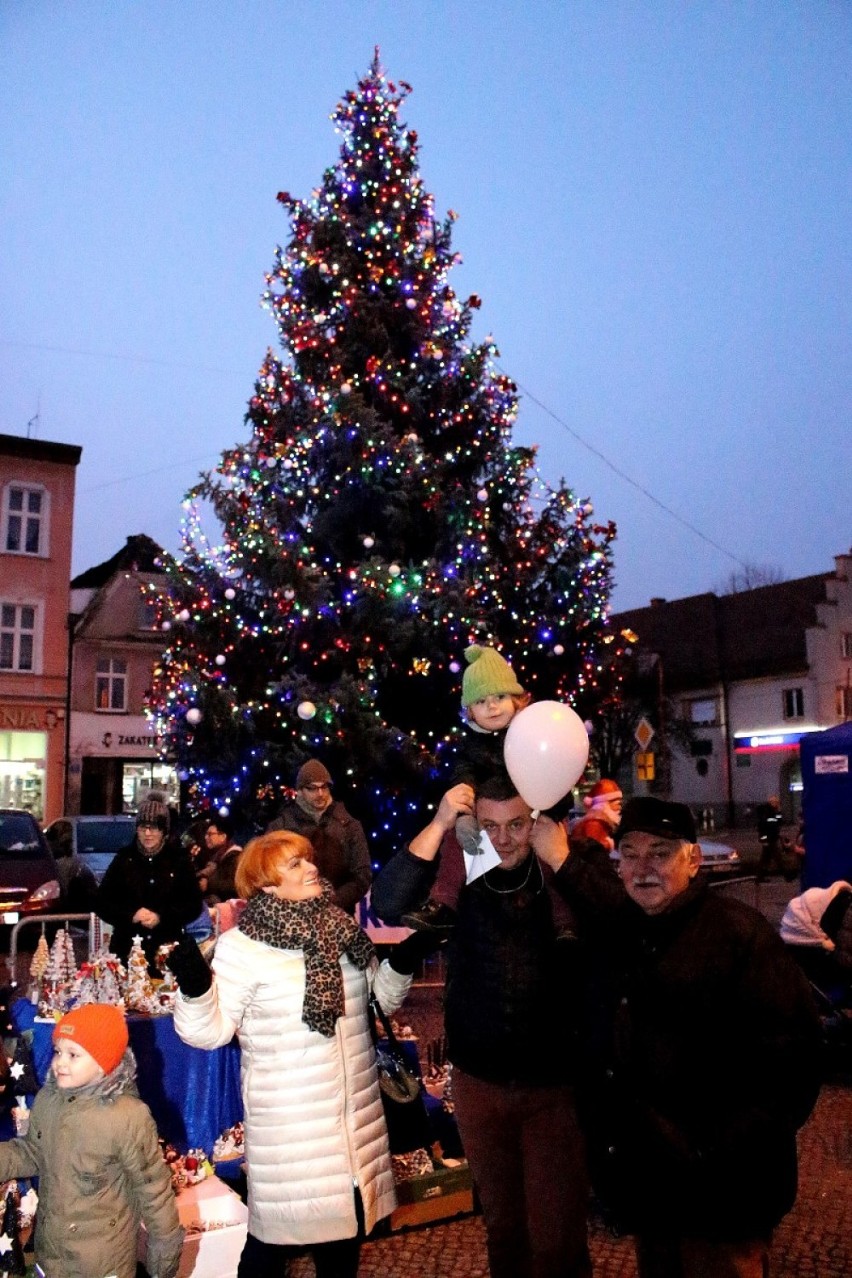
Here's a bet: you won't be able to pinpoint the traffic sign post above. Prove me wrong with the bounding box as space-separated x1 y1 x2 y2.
634 717 655 752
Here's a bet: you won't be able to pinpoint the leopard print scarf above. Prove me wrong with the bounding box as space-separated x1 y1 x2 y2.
239 882 375 1037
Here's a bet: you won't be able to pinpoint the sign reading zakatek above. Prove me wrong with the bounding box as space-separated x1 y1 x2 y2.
814 755 849 775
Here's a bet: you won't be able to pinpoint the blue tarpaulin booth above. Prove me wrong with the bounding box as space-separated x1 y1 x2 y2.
800 722 852 888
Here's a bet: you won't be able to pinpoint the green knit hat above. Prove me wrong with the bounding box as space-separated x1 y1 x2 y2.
461 645 524 707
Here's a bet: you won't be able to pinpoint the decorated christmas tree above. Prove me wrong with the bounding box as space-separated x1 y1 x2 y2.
149 52 616 858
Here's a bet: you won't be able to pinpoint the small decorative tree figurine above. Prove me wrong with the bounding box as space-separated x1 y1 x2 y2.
27 933 49 1006
6 1038 38 1100
125 936 158 1015
38 929 77 1016
0 1187 26 1275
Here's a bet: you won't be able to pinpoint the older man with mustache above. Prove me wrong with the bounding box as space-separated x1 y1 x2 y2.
533 796 822 1278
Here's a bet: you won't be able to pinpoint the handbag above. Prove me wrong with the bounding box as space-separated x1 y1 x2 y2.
367 992 432 1153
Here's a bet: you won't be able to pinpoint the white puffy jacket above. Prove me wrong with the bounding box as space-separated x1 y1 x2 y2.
173 928 411 1245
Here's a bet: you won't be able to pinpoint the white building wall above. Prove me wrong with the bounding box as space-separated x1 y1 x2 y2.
806 552 852 725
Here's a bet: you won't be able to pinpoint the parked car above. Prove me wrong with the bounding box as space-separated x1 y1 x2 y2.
609 840 741 876
43 814 136 884
696 840 741 874
0 808 61 931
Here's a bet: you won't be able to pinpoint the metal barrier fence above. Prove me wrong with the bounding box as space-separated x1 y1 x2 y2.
5 912 103 985
706 873 759 906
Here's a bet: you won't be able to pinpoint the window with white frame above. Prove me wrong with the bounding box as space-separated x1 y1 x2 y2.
838 685 852 721
95 656 128 711
0 603 37 671
3 484 48 556
842 632 852 660
783 687 804 719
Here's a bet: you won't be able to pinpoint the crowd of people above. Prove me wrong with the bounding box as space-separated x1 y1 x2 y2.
1 645 830 1278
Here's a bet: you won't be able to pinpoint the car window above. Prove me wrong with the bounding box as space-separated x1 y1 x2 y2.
0 814 45 858
76 820 134 854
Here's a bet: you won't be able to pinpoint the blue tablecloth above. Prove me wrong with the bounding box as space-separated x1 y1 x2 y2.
11 998 243 1157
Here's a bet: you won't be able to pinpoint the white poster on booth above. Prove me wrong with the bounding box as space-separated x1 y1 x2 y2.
814 755 849 775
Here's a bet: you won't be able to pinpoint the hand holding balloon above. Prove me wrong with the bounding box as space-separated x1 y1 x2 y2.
503 701 590 813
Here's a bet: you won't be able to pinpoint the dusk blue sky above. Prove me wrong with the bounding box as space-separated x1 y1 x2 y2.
2 3 849 611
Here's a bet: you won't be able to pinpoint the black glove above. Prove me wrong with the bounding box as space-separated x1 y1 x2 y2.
166 938 213 998
388 929 444 975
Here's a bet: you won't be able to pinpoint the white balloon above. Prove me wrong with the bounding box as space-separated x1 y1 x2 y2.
503 701 589 811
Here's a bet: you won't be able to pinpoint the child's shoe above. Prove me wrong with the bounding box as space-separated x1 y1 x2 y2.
400 899 457 935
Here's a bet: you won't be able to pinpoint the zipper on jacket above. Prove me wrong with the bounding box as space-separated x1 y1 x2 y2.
337 1003 361 1191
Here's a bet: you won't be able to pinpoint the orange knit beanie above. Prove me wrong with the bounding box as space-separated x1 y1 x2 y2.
53 1004 129 1075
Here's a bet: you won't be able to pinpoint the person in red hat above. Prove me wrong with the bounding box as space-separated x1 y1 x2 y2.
0 1003 183 1278
570 778 623 851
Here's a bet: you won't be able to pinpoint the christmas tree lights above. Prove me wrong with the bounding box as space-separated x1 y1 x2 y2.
148 51 618 860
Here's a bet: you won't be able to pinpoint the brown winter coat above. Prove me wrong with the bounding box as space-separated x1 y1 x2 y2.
0 1052 183 1278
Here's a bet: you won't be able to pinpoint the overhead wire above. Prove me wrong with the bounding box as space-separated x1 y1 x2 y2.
4 337 748 568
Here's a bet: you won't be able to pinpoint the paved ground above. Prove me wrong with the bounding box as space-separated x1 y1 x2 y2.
21 871 841 1277
288 870 850 1277
319 1080 851 1277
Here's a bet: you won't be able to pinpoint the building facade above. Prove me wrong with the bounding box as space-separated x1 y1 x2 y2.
612 551 852 827
67 534 179 815
0 432 82 822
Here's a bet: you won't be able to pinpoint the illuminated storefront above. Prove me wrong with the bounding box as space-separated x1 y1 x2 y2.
0 703 65 822
68 711 179 815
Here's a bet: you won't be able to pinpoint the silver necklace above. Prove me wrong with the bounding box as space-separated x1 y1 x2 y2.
482 855 540 895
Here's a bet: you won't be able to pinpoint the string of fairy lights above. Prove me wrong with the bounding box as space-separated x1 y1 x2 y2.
146 53 623 850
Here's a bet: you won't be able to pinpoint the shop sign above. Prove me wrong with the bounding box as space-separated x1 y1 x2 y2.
733 730 805 753
0 705 59 731
101 731 156 749
72 712 159 757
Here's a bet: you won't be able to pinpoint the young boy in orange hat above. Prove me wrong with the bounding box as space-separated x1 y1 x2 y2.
0 1003 183 1278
